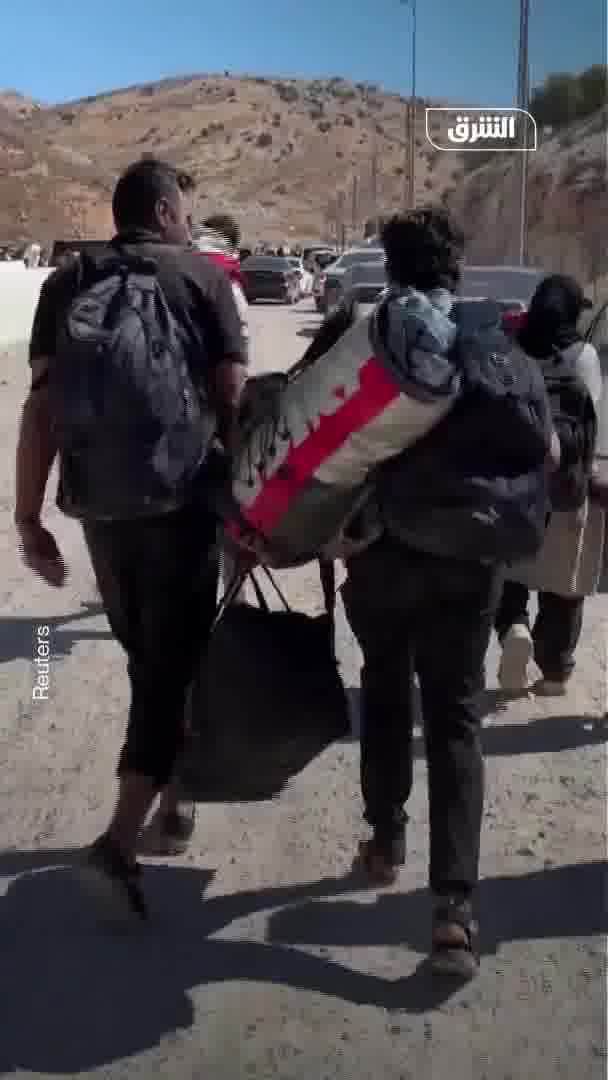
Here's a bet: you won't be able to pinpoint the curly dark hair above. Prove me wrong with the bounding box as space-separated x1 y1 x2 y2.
381 207 465 292
203 213 241 250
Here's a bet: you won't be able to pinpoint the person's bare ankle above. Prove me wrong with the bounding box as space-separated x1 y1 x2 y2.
107 772 158 860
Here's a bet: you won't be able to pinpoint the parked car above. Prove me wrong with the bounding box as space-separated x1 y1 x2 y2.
338 261 387 313
345 290 517 334
286 256 313 298
303 246 337 270
458 266 547 305
317 248 385 314
241 255 301 304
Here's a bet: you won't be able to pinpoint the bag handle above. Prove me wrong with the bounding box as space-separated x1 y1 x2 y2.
256 565 290 610
213 560 337 657
213 564 290 625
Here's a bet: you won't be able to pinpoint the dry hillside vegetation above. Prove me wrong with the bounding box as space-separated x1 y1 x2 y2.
448 105 607 284
0 75 458 244
0 71 605 282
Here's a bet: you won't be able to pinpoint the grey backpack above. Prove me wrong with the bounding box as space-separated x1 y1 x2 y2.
50 251 215 520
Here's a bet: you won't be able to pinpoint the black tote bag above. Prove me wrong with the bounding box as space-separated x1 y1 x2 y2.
176 562 350 802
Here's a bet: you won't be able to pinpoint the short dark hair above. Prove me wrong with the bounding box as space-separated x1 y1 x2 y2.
381 207 465 292
112 158 194 232
203 213 241 250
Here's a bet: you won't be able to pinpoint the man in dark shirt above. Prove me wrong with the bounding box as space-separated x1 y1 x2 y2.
15 158 247 918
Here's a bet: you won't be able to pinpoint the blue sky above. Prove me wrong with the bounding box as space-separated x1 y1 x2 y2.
3 0 605 106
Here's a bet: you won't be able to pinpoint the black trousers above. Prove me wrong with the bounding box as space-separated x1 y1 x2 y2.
342 536 501 898
84 505 219 788
495 580 584 681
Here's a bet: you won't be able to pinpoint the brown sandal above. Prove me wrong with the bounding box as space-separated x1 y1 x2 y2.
431 897 479 979
355 825 406 886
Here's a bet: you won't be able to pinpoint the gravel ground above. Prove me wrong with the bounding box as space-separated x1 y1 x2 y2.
0 301 605 1080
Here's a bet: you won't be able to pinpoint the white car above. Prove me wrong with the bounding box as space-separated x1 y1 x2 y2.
287 256 313 299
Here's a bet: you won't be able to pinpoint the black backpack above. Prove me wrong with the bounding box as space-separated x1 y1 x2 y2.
49 251 216 520
543 346 597 512
377 322 553 564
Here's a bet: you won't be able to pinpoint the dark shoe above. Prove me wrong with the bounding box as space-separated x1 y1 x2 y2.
356 823 406 887
533 676 570 697
139 804 196 857
80 834 147 921
431 895 479 979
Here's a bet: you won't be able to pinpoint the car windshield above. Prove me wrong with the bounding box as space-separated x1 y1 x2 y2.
452 298 503 330
333 250 384 270
315 251 337 268
344 262 386 286
243 256 290 271
459 267 546 304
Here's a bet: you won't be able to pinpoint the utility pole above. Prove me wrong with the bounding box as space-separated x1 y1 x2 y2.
351 174 359 235
399 0 417 208
371 137 379 235
337 190 346 250
409 0 417 208
516 0 530 265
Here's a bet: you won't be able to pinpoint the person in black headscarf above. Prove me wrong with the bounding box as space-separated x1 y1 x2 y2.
496 273 601 696
518 273 594 357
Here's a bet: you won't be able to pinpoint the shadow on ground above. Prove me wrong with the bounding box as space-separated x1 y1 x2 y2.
344 687 607 756
0 848 604 1073
0 602 110 665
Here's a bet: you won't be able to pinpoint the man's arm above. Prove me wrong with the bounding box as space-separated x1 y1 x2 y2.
203 271 248 449
212 361 247 449
14 274 66 585
15 356 56 526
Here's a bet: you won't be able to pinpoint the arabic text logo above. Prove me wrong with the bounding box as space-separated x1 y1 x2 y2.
425 108 538 152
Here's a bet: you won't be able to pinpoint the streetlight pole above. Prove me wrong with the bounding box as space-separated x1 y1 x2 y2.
400 0 417 208
409 0 417 208
516 0 530 265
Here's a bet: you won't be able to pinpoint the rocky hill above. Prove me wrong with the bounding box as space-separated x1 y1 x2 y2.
0 73 458 245
0 70 605 284
448 105 607 285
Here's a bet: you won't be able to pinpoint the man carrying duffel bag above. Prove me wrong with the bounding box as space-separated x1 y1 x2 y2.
340 209 555 980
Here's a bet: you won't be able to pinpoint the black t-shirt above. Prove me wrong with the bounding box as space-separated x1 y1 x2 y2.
29 232 246 387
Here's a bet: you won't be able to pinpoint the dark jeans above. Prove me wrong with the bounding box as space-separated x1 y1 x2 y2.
84 504 219 788
495 580 584 681
342 536 501 898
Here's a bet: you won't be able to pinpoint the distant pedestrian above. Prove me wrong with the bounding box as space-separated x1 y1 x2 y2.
202 213 249 361
496 274 602 695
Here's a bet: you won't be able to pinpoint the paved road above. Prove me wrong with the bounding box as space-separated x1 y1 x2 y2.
0 300 605 1079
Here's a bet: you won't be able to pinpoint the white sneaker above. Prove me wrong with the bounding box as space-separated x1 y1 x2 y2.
498 623 533 691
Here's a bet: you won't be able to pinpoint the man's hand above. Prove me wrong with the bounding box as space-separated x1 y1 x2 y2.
16 518 67 587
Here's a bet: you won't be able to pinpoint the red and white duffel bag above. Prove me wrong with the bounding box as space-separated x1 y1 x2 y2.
227 291 460 567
